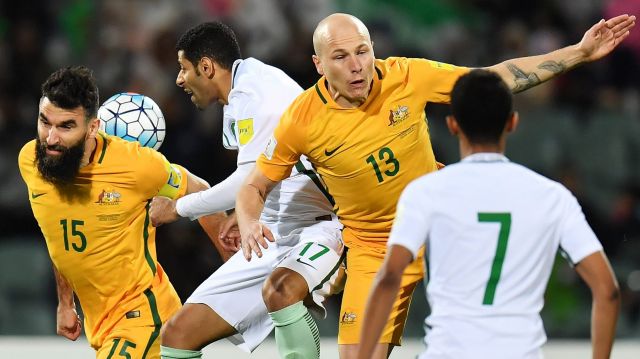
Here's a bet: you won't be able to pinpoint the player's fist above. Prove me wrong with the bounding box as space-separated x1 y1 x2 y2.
150 196 179 227
57 306 82 341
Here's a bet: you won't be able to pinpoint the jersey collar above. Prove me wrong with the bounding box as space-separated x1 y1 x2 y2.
231 59 243 89
461 152 509 163
87 131 108 166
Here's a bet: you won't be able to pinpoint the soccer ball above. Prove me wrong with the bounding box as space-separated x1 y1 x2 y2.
98 92 166 150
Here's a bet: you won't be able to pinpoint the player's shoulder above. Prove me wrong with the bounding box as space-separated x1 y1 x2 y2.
99 132 164 166
501 161 577 202
376 56 429 74
277 82 324 124
18 139 36 164
378 56 466 77
18 139 37 179
231 58 301 96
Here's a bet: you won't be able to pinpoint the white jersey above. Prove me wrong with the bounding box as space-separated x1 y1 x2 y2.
222 58 334 223
388 153 603 359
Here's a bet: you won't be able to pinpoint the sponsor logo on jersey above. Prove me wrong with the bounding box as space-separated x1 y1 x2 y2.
95 189 121 205
31 192 46 199
324 143 345 156
238 118 254 145
340 311 357 325
264 135 277 160
388 105 409 127
296 257 317 270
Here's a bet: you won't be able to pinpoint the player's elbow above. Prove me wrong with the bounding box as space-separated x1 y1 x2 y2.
592 279 621 308
375 268 403 290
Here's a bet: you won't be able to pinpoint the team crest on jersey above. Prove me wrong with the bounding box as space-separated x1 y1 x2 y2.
388 105 409 127
95 189 121 205
340 311 357 325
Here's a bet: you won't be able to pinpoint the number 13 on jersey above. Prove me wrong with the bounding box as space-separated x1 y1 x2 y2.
366 146 400 183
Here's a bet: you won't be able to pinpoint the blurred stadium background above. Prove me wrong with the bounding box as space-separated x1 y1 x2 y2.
0 0 638 357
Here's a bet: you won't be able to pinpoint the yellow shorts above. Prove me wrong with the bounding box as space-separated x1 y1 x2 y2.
95 324 161 359
338 245 424 345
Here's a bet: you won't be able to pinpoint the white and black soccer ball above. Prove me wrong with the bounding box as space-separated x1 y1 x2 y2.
98 92 166 150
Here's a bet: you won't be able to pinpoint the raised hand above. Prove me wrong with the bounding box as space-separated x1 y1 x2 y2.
578 14 636 62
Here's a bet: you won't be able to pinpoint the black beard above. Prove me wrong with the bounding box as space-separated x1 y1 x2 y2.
35 136 86 185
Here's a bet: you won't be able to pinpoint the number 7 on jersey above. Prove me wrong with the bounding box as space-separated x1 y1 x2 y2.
478 212 511 305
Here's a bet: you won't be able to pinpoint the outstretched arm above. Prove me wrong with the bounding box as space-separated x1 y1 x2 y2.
574 251 620 359
52 265 82 341
485 14 635 93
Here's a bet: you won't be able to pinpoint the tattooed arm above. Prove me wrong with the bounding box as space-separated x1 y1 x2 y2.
484 14 635 93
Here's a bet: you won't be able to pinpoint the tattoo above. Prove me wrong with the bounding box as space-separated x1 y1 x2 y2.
506 63 540 93
537 60 566 75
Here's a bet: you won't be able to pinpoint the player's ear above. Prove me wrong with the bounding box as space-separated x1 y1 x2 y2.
505 111 519 133
446 115 459 136
312 55 324 76
200 57 215 79
87 117 100 138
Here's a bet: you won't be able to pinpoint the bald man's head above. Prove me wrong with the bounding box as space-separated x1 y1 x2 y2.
311 13 376 108
313 13 372 56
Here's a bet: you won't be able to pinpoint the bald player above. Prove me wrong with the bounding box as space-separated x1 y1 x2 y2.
236 12 635 358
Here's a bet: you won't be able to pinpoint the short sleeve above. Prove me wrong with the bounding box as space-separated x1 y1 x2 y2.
387 180 431 259
407 58 470 104
256 103 306 182
228 91 282 166
137 146 188 200
557 191 603 265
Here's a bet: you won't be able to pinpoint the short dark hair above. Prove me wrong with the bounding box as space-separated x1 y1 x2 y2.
41 66 99 121
450 69 513 144
176 22 241 70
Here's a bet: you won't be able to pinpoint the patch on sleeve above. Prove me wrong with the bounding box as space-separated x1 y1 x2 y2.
427 60 455 71
238 118 254 145
158 163 183 198
263 135 277 160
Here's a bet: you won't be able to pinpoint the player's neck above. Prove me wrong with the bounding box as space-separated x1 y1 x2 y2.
216 71 233 105
81 137 97 167
459 139 506 159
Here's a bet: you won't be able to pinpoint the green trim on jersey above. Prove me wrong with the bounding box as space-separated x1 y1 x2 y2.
314 83 327 104
98 133 108 164
312 250 346 292
143 201 156 276
141 288 162 358
295 161 335 206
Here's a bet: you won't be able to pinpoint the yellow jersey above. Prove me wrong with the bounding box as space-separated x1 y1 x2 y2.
18 132 187 347
258 57 469 250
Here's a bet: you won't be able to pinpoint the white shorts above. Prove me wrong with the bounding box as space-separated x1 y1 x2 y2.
186 218 344 353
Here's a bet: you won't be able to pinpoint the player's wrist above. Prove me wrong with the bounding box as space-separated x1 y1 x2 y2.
174 198 187 218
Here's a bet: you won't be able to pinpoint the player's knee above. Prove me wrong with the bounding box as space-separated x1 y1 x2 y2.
262 268 308 312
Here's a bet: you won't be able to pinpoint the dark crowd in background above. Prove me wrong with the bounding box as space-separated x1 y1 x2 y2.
0 0 638 339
